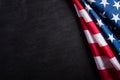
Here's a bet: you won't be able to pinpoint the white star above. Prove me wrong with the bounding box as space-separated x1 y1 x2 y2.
97 19 104 27
113 1 120 10
87 0 96 4
100 0 109 8
102 12 107 18
85 4 92 11
108 34 115 43
99 12 107 18
111 14 120 23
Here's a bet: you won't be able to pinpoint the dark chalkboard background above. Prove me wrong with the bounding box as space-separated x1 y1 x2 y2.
0 0 100 80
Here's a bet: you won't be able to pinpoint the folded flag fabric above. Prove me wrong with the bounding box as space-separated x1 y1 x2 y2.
72 0 120 80
86 0 120 39
81 0 120 60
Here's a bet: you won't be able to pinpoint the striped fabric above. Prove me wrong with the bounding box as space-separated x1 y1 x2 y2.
73 0 120 80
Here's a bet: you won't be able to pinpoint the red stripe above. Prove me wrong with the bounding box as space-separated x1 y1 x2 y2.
101 45 114 58
79 17 89 30
99 68 120 80
87 21 100 34
89 43 102 56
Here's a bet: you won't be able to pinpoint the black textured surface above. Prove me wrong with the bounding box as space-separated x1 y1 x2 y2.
0 0 100 80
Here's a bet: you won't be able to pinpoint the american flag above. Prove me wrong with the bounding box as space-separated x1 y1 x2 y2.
73 0 120 80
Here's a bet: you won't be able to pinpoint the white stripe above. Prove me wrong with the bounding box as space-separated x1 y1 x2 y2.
84 30 95 43
74 4 81 17
79 9 92 22
110 57 120 70
94 56 106 70
93 33 107 47
94 56 113 70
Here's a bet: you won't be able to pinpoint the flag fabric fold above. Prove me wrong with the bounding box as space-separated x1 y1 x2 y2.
87 0 120 39
81 0 120 60
73 0 120 80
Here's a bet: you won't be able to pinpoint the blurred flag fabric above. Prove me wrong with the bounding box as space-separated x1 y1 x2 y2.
81 0 120 61
72 0 120 80
87 0 120 39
